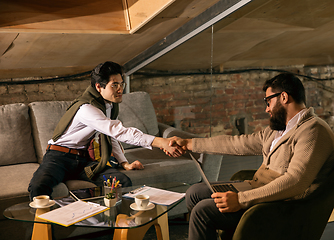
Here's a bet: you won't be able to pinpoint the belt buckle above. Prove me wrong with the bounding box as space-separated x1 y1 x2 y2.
69 149 79 156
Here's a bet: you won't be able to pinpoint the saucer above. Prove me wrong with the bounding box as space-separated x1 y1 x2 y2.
29 200 56 209
130 202 155 211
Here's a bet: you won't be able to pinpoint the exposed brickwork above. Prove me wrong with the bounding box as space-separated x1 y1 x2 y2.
0 67 334 136
0 76 90 105
130 67 334 136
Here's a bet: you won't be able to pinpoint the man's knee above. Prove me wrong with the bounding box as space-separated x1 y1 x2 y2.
186 183 211 211
28 181 54 200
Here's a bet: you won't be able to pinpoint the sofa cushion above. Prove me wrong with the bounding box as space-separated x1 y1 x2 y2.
0 163 39 199
29 101 72 163
121 148 201 185
118 92 159 149
0 163 39 219
0 103 37 166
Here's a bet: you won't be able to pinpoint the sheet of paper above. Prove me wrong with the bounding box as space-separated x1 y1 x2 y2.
37 200 108 227
123 186 185 206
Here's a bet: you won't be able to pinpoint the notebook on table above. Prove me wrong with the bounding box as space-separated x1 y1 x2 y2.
189 153 252 193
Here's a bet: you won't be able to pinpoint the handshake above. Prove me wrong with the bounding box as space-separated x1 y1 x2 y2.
159 136 193 158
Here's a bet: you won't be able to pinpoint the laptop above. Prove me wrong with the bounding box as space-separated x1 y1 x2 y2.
189 153 252 193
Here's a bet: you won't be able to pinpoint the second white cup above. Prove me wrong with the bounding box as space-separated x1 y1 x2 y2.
33 195 50 207
135 194 150 210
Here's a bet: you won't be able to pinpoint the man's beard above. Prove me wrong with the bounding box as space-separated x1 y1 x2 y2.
269 100 287 131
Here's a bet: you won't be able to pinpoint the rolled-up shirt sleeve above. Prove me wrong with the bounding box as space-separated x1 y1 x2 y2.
110 137 128 164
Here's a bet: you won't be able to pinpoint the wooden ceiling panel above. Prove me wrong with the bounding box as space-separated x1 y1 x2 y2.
0 33 18 56
2 0 334 79
218 18 314 32
0 34 127 68
155 0 221 18
0 0 128 33
227 20 334 61
125 0 176 33
245 0 334 28
143 28 286 71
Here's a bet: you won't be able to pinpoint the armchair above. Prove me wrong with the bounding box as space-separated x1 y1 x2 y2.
219 169 334 240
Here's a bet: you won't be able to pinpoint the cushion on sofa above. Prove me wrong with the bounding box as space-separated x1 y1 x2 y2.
29 101 72 163
0 103 37 166
0 163 39 199
118 92 159 149
0 163 39 219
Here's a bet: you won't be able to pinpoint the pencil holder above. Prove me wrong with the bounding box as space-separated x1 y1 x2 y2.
103 184 122 202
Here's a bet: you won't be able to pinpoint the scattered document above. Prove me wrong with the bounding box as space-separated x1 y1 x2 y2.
37 200 108 227
123 186 185 206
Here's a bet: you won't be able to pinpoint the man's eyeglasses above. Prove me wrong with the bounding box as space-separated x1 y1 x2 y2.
264 92 282 107
111 82 126 90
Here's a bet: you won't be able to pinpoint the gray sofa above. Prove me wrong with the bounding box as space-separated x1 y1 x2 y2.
0 91 222 238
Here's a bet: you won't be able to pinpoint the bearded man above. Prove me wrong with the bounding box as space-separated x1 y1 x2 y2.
171 73 334 240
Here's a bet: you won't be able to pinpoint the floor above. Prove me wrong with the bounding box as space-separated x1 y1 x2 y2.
59 221 334 240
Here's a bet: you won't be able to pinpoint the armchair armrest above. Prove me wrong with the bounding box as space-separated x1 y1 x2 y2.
229 168 334 240
158 122 199 139
158 122 223 182
233 198 332 240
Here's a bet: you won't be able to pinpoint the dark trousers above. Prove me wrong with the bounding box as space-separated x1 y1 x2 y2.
28 149 131 200
186 183 245 240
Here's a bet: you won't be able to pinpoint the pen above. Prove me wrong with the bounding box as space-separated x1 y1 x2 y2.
103 175 108 182
69 191 80 201
111 177 115 188
130 185 145 194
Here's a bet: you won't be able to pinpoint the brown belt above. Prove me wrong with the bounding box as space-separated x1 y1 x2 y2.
46 144 87 157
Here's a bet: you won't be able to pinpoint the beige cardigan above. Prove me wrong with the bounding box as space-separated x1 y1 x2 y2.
193 108 334 208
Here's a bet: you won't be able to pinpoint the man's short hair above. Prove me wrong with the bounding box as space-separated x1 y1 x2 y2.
263 73 306 105
91 61 124 88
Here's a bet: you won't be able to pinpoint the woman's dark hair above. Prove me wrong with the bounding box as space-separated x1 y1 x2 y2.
91 61 124 88
263 73 306 105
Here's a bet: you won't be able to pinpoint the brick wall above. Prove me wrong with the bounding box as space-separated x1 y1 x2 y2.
0 75 90 105
130 66 334 137
1 66 334 137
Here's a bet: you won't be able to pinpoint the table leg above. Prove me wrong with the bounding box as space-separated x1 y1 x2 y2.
31 208 52 240
156 205 169 240
113 206 170 240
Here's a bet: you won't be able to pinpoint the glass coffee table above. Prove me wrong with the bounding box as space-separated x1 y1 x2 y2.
3 182 189 240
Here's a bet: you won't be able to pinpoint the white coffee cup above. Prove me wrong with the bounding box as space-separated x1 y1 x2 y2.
33 195 50 207
135 194 150 210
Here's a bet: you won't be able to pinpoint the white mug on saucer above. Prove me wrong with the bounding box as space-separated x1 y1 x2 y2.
33 195 50 207
135 194 150 210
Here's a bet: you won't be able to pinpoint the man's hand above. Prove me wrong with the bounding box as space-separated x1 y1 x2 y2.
211 191 241 213
168 138 193 151
163 136 186 157
122 160 144 170
152 136 185 157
